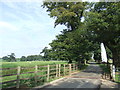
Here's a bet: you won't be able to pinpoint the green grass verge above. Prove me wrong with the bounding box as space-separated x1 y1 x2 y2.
79 64 89 71
99 64 110 74
99 64 120 83
115 73 120 83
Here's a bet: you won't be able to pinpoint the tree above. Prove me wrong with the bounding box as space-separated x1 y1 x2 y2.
42 2 99 63
42 2 120 66
20 55 43 61
85 2 120 66
49 30 72 62
47 28 96 63
20 56 26 61
2 53 16 62
2 56 10 62
42 2 86 31
40 47 51 60
8 53 16 62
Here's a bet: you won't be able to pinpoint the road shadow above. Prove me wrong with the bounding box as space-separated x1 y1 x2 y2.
71 63 103 79
82 65 103 74
36 78 100 90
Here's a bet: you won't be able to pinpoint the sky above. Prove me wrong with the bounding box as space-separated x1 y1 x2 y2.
0 0 107 58
0 1 67 58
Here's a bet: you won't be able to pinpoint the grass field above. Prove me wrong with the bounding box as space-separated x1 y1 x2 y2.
1 61 75 88
115 73 120 83
2 61 68 68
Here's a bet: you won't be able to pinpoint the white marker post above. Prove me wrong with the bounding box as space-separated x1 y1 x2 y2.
101 43 107 63
112 65 115 81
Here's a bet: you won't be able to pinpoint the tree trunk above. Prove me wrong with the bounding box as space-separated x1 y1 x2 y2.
112 51 120 67
106 43 120 67
68 59 72 63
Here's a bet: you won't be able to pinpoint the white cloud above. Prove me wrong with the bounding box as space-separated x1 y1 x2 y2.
0 2 66 58
0 21 18 33
0 0 44 2
82 0 99 2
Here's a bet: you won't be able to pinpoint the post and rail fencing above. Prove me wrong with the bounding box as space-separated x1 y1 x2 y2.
0 63 79 88
110 64 120 82
102 63 120 83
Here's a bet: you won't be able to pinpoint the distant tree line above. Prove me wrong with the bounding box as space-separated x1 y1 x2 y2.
20 55 43 61
2 53 44 62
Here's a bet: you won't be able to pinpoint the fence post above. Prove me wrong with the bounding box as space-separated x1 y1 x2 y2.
35 65 38 85
74 64 76 71
71 64 73 72
117 68 120 83
75 64 77 70
59 64 61 77
47 65 50 81
69 64 71 76
16 66 21 88
110 64 113 80
64 64 65 76
76 64 79 70
56 64 58 77
112 65 115 81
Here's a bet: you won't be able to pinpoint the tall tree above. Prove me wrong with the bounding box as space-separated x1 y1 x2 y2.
42 2 120 66
40 47 51 60
42 2 99 63
48 28 96 63
42 2 86 31
85 2 120 66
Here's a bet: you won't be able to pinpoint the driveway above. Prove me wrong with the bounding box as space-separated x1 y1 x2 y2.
33 62 118 89
34 62 102 89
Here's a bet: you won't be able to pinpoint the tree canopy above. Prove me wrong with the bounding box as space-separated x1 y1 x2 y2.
42 2 120 66
42 2 86 30
85 2 120 66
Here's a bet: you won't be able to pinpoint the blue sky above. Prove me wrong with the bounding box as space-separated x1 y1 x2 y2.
0 1 66 58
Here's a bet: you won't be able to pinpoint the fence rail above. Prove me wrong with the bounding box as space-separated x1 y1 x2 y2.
1 63 79 88
101 64 120 82
110 64 120 82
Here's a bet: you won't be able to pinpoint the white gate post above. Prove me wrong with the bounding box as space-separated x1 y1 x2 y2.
112 65 115 81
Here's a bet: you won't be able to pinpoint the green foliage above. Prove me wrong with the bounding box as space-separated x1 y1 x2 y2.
20 55 43 61
42 2 101 63
20 56 26 61
2 53 16 62
85 2 120 66
42 2 86 30
2 54 44 62
40 47 51 60
41 28 98 63
115 74 120 83
42 2 120 66
2 56 10 62
99 64 110 74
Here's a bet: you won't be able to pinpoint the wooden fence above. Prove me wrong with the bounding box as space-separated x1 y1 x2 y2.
102 64 120 82
1 63 79 88
110 65 120 82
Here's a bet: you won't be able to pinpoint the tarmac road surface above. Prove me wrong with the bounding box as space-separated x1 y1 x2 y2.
34 62 103 90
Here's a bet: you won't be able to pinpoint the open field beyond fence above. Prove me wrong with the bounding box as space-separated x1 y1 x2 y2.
1 61 80 88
